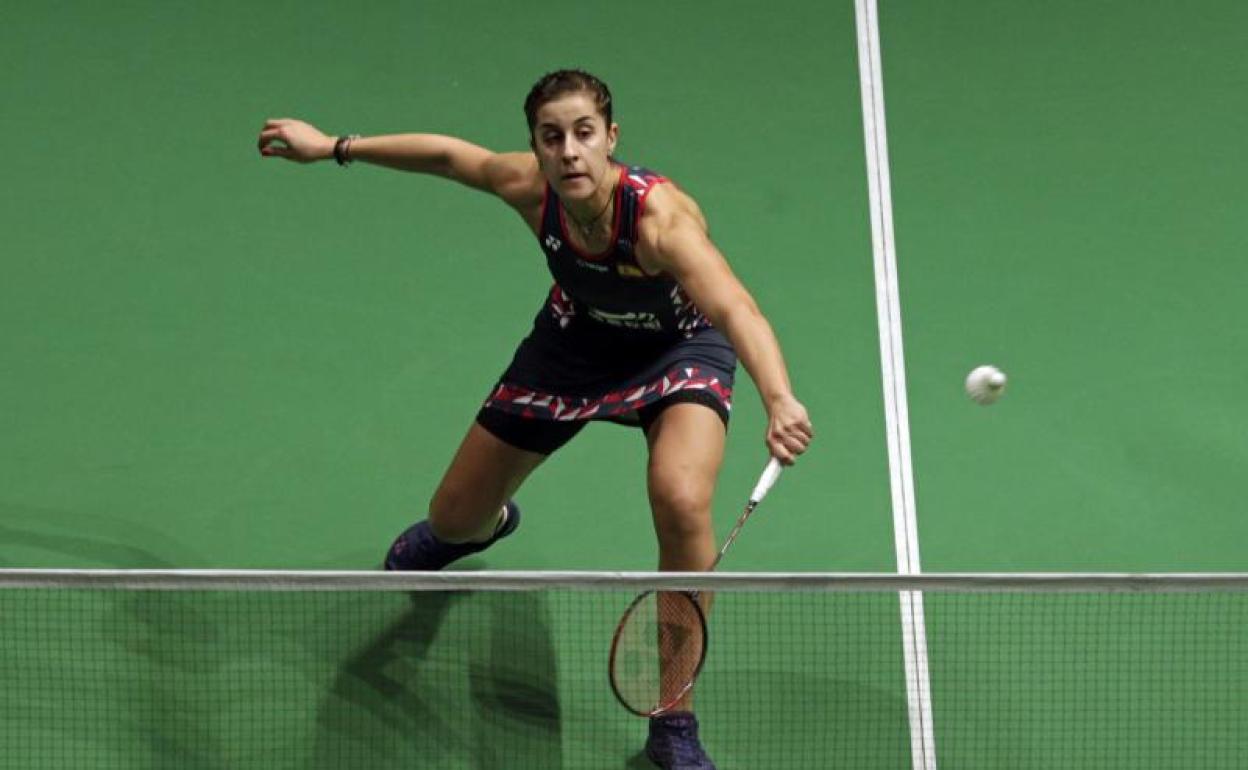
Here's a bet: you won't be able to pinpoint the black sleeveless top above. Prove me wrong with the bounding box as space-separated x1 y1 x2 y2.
535 164 713 338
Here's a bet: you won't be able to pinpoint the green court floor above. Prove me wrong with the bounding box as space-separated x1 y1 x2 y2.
881 0 1248 572
1 0 888 573
2 1 1246 768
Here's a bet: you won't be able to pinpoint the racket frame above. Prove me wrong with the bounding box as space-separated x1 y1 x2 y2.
607 588 708 717
606 457 783 717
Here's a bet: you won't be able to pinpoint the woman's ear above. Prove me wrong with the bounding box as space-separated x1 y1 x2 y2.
607 122 620 156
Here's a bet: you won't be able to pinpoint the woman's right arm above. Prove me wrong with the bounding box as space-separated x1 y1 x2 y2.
257 118 539 203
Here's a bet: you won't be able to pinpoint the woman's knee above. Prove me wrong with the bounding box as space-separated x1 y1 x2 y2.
648 476 714 543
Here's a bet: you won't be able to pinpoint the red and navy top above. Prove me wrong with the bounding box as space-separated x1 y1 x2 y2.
537 164 713 337
484 163 737 420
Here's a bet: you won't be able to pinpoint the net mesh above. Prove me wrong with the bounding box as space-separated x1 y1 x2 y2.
2 572 1246 769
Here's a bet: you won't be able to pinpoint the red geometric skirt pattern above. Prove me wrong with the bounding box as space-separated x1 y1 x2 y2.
484 365 733 422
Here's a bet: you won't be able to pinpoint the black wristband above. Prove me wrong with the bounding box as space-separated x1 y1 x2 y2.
333 135 360 166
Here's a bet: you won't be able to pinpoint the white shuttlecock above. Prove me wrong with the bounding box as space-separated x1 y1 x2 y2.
965 365 1007 405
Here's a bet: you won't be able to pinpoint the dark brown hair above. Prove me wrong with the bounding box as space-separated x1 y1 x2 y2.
523 69 613 134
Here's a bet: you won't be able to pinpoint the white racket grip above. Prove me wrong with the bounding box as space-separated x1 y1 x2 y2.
749 457 784 504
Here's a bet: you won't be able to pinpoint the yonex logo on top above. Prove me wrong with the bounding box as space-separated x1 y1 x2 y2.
588 307 661 331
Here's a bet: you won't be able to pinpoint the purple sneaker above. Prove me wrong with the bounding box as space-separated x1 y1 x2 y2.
383 501 521 571
645 712 717 770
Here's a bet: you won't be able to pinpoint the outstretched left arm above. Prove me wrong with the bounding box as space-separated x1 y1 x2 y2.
640 188 813 464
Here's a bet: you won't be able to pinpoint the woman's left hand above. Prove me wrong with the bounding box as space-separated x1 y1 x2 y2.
765 393 813 465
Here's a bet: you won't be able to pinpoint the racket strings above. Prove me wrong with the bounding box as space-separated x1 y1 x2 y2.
610 591 707 715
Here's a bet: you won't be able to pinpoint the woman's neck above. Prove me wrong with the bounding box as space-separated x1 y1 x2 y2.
564 169 618 238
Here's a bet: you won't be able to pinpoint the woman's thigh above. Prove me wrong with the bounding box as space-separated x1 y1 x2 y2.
643 402 727 569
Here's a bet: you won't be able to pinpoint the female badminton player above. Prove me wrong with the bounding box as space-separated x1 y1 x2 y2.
258 69 813 770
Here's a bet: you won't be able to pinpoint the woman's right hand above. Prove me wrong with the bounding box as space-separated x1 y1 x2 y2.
257 119 335 163
765 392 814 466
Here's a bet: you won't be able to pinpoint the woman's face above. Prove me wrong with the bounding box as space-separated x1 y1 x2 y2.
531 92 619 201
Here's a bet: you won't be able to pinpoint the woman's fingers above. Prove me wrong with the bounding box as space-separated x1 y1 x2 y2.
765 397 813 465
257 127 285 154
256 119 327 162
766 428 809 465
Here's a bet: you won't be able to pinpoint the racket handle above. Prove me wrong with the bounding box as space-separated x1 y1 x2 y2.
749 457 784 504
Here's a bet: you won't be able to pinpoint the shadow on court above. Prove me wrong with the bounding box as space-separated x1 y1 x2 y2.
3 583 563 768
311 590 564 769
0 503 199 568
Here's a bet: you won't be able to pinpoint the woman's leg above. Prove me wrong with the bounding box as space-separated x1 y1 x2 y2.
428 421 548 542
644 402 727 572
644 402 727 691
641 401 726 768
385 416 569 570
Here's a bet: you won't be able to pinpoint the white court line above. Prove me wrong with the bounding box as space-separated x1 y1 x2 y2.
853 0 938 768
